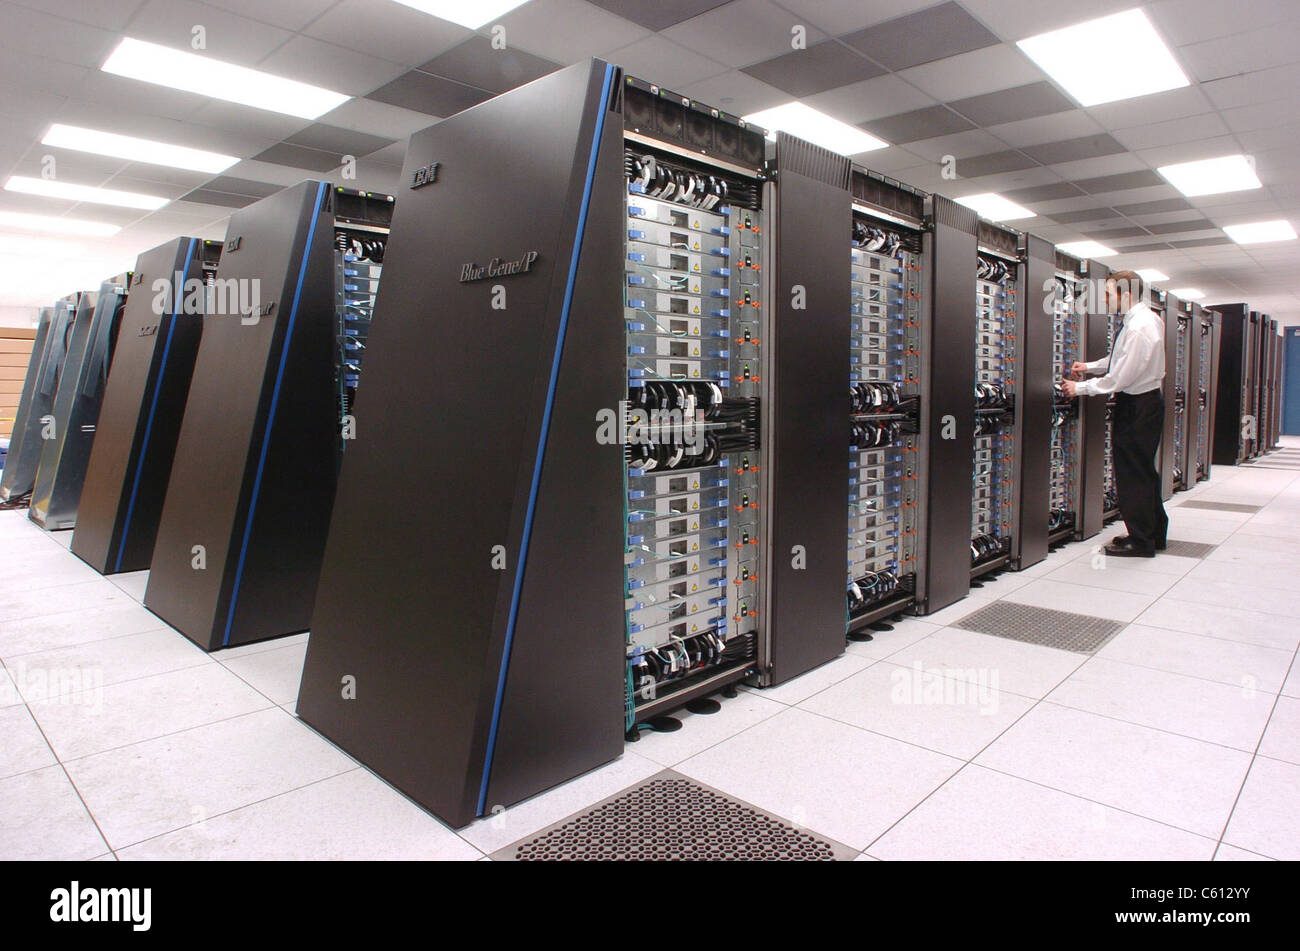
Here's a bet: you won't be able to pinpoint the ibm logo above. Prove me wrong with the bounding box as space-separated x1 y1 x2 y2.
411 162 440 189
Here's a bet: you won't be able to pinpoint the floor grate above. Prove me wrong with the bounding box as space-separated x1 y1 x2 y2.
1176 500 1261 513
954 601 1124 653
492 772 855 861
1160 540 1217 559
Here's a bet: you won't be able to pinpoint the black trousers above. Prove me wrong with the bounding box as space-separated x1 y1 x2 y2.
1112 389 1168 550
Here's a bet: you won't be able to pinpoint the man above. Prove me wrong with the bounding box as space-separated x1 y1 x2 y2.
1060 270 1168 557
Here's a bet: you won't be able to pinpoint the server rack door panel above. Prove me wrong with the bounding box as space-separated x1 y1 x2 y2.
763 134 851 684
1245 312 1259 458
1077 260 1110 539
30 278 129 530
0 306 53 501
28 291 98 526
1206 311 1221 472
297 61 626 829
916 195 976 614
72 239 206 574
845 177 926 632
1012 232 1054 569
1212 304 1247 466
1181 302 1201 485
1156 291 1177 501
145 181 337 650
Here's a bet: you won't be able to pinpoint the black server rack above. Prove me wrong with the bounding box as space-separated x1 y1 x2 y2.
1063 255 1111 540
1196 308 1220 480
29 274 130 530
1245 310 1261 458
921 195 978 606
1169 297 1193 492
1211 304 1250 465
0 305 54 501
1048 256 1084 543
757 131 852 687
1270 323 1282 448
1262 317 1279 451
144 181 392 651
967 220 1052 578
72 238 221 574
1152 287 1178 502
844 170 928 633
2 294 95 502
297 60 857 828
15 291 98 512
1099 304 1122 524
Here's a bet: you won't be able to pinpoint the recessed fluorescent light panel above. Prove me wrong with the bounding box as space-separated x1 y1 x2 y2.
1171 287 1204 299
1224 220 1297 244
742 102 887 156
1017 9 1189 106
102 38 349 119
1158 155 1261 197
390 0 533 28
5 176 168 211
1057 240 1116 258
955 193 1036 221
41 125 238 174
1136 268 1169 282
0 210 120 237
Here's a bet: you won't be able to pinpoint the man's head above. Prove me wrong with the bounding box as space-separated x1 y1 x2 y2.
1104 269 1145 315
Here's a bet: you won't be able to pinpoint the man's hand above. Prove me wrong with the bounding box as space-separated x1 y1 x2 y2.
1069 361 1088 379
1060 378 1079 398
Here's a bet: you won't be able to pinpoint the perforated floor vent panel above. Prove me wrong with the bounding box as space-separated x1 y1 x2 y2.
1161 540 1217 559
1176 500 1261 513
491 772 855 861
954 601 1124 653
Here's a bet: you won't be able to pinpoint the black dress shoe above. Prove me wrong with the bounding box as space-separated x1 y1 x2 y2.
1104 544 1154 558
1113 534 1166 551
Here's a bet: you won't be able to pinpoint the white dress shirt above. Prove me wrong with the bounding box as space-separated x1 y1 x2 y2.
1077 301 1165 397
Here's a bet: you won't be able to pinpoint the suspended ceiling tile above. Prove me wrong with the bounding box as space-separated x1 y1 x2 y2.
676 70 788 116
1020 133 1125 165
804 73 936 124
124 0 295 68
587 0 731 31
365 69 490 118
893 43 1042 101
6 0 148 31
1049 207 1118 225
304 0 472 68
1111 112 1230 152
1201 62 1300 110
0 3 120 70
861 105 975 145
1071 170 1164 195
1111 197 1194 217
957 0 1138 42
1085 86 1215 133
1148 0 1300 46
318 98 438 140
951 149 1039 178
904 128 1005 162
257 35 407 98
1175 23 1300 84
494 0 649 65
1143 218 1218 235
842 2 999 71
284 124 395 159
201 0 340 32
773 0 943 36
1084 226 1151 239
603 35 729 89
1219 100 1297 134
417 35 561 95
741 38 885 97
248 142 343 172
662 0 827 70
1003 182 1086 203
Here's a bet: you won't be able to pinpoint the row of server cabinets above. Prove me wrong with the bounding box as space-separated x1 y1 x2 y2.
4 58 1249 831
290 60 1227 828
3 187 394 655
1211 304 1284 465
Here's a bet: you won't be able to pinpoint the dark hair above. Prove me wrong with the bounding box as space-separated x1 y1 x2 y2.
1106 269 1146 303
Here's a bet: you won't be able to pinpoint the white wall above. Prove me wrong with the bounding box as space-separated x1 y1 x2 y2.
0 305 38 328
